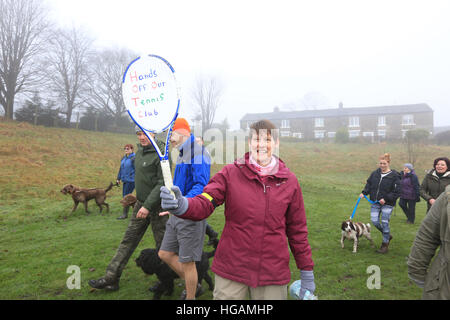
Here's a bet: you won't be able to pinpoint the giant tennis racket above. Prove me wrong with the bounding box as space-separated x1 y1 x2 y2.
122 54 180 191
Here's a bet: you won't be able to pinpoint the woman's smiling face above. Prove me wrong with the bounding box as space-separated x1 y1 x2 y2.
379 159 390 172
435 160 448 174
249 130 279 166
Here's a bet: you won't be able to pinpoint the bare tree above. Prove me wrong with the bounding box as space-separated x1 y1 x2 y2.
0 0 49 120
404 129 430 166
191 75 224 133
282 91 329 111
45 27 93 126
85 48 136 127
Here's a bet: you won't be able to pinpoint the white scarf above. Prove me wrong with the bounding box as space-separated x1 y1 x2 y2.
249 155 277 176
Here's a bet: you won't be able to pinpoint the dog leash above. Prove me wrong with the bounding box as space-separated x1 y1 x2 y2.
350 195 378 220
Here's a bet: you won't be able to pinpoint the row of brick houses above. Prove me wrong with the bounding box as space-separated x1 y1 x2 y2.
240 103 434 141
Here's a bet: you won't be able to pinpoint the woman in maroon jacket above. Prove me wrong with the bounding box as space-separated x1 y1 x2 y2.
159 120 315 300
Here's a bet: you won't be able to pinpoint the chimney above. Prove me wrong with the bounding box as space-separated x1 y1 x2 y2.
339 102 343 109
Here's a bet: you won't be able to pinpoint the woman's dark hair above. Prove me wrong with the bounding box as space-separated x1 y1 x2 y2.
249 120 279 141
433 157 450 171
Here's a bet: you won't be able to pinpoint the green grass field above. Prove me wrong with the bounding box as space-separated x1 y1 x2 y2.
1 121 448 300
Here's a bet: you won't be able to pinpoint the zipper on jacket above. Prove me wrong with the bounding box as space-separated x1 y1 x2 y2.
375 178 382 200
256 183 270 286
375 171 392 200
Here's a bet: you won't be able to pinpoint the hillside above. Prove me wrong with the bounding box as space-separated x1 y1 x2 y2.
1 120 449 300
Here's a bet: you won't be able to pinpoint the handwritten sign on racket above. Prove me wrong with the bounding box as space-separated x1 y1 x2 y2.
122 54 179 133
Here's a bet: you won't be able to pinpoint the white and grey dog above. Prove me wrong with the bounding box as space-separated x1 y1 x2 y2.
341 220 375 253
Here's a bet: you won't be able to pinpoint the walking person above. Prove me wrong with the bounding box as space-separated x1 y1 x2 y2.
407 185 450 300
159 120 315 300
398 163 420 224
88 126 169 291
158 118 212 300
116 144 135 220
420 157 450 213
195 135 219 246
360 153 401 254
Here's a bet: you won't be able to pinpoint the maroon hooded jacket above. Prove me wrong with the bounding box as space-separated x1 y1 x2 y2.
178 153 314 288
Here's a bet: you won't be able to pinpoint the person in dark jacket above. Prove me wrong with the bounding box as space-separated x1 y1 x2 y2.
399 163 420 224
116 144 135 220
407 185 450 299
158 118 212 300
360 153 401 254
420 157 450 212
159 120 315 300
88 126 169 291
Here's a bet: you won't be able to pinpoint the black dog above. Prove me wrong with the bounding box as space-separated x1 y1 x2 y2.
135 240 217 300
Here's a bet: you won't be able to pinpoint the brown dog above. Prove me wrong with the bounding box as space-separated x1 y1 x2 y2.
120 194 137 208
61 182 115 214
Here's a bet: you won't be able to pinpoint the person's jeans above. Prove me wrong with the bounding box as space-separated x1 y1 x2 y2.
122 182 135 197
370 203 394 243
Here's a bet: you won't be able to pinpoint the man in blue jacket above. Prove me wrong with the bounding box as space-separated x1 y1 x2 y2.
158 118 211 300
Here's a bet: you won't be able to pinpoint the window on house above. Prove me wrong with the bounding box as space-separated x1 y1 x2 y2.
402 114 414 125
363 132 374 137
314 130 325 139
378 116 386 127
378 129 386 138
402 129 409 138
315 118 324 128
293 132 303 139
349 130 360 138
349 116 360 127
281 131 291 137
281 120 290 129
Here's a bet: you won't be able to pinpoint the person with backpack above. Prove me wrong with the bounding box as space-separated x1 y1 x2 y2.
195 135 219 246
399 163 420 224
158 118 213 300
359 153 401 254
116 144 136 220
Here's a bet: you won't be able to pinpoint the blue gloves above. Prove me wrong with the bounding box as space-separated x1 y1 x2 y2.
299 270 316 299
160 186 189 216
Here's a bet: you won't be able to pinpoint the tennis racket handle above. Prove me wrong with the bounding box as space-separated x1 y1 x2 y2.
160 160 175 196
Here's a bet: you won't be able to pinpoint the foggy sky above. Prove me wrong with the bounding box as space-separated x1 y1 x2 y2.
46 0 450 130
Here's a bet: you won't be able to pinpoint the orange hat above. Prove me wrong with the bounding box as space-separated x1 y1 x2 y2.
172 118 191 134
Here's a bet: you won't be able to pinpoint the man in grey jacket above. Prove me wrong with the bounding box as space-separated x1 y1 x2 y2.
407 184 450 299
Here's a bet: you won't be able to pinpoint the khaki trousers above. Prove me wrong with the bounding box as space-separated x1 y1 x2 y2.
105 200 168 281
213 274 288 300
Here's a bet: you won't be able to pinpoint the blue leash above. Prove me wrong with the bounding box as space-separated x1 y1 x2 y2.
350 195 378 220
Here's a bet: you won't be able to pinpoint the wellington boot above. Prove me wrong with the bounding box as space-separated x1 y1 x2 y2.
88 277 119 291
117 206 129 220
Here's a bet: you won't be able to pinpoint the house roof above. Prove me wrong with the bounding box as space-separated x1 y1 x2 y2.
240 103 433 122
434 125 450 135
